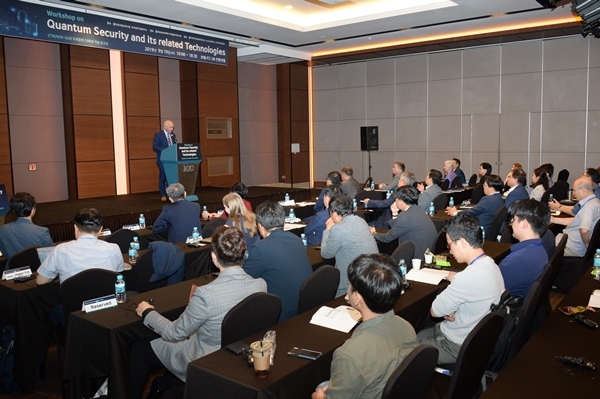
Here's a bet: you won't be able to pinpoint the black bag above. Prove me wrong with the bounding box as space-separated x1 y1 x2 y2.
0 324 18 393
487 290 524 372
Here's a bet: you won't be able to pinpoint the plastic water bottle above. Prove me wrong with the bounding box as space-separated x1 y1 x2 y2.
128 244 138 264
398 259 407 292
139 214 146 229
352 199 357 211
132 237 140 250
386 191 391 199
192 227 200 240
593 249 600 280
115 275 126 304
202 205 208 218
481 226 485 241
449 197 454 207
285 193 290 202
289 208 295 220
429 202 435 216
370 180 375 190
301 233 307 246
548 194 554 204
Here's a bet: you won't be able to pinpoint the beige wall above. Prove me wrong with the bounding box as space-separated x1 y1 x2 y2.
312 35 600 186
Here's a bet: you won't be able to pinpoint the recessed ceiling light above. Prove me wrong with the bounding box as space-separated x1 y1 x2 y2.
284 5 293 10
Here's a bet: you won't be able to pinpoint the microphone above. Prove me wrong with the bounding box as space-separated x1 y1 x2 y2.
555 356 596 370
171 133 177 143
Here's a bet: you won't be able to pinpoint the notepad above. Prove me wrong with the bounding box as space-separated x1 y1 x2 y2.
588 290 600 309
310 306 362 333
405 268 450 285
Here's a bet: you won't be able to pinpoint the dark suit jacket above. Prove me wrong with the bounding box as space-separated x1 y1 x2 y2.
465 192 504 238
244 229 313 322
152 200 201 243
504 184 529 211
153 130 177 163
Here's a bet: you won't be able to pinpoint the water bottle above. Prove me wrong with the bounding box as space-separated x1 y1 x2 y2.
301 233 307 246
481 226 485 241
289 208 295 220
594 249 600 280
139 213 146 229
386 191 391 199
132 237 140 250
115 275 126 304
192 227 200 240
128 244 138 264
548 194 554 204
352 199 357 211
370 180 375 190
398 259 407 292
429 202 435 216
202 205 208 219
449 197 454 207
285 193 290 202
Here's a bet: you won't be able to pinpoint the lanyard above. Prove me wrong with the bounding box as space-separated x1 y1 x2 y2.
469 252 487 265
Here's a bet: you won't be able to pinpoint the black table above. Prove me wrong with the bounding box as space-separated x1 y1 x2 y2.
443 188 473 205
481 269 600 398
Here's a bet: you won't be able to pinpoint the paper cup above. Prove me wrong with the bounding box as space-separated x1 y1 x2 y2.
412 259 422 271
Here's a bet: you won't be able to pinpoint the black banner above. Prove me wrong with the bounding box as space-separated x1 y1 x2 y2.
177 143 201 162
0 0 228 65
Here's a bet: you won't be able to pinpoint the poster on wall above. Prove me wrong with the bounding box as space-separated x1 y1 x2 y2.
0 0 228 65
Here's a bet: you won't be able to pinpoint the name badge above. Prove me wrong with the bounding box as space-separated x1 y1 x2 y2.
123 224 141 230
2 266 32 280
82 294 118 313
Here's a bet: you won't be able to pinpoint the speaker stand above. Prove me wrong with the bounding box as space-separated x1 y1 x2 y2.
363 150 374 189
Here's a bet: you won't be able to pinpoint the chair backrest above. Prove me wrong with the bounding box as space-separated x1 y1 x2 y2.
486 206 507 242
505 282 542 364
540 181 570 203
105 229 140 253
451 177 462 189
445 313 504 399
8 246 42 271
221 292 281 348
530 264 553 337
382 345 439 399
557 169 570 182
432 230 446 255
582 218 600 264
549 233 568 285
468 174 478 186
391 241 416 267
432 194 448 211
202 217 227 239
60 269 119 326
133 249 169 293
440 179 450 191
297 266 341 314
470 184 484 204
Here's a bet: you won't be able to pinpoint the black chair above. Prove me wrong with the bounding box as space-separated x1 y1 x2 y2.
8 246 42 271
530 263 553 336
432 230 446 255
432 194 448 211
451 177 462 189
202 217 227 239
557 169 570 182
105 229 141 253
297 266 341 314
382 345 439 399
548 233 568 286
426 313 504 399
540 181 570 203
468 174 478 186
470 184 484 204
504 282 542 368
221 292 281 348
132 249 170 293
486 206 507 242
391 241 416 267
555 219 600 292
440 180 450 191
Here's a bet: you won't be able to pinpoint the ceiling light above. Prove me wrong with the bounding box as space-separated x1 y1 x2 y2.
284 5 293 10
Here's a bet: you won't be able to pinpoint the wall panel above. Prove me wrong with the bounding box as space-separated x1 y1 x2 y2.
0 39 11 197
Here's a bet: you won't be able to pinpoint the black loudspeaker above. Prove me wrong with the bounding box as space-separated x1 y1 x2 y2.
360 126 378 151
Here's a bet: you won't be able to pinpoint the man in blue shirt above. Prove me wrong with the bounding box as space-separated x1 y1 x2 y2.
304 185 341 246
499 199 550 298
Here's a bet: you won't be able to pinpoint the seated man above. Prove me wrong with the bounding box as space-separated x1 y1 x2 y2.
503 168 529 211
499 199 550 297
0 192 53 263
305 185 341 246
315 171 342 213
153 183 201 243
321 195 378 297
312 254 418 399
370 186 437 261
446 175 504 238
244 201 313 322
442 160 457 187
364 171 416 228
549 168 600 216
340 166 362 200
378 161 405 191
36 208 124 284
453 158 466 185
417 213 504 364
416 169 443 211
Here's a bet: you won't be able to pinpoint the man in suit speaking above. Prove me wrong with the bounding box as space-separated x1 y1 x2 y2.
153 120 178 201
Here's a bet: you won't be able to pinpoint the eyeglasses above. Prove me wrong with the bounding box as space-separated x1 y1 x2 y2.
446 241 454 250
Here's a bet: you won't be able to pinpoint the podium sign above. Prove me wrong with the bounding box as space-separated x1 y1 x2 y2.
0 184 9 216
161 143 202 201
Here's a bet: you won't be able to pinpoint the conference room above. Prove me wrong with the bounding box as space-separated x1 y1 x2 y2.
1 0 600 398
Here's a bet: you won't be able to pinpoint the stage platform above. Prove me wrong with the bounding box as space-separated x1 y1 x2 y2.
4 186 316 242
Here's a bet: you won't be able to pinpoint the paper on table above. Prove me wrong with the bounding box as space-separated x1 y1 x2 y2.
284 223 304 231
588 289 600 309
296 201 316 206
406 268 450 285
310 305 362 333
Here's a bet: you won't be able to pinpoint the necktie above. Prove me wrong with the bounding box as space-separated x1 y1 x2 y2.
167 132 172 146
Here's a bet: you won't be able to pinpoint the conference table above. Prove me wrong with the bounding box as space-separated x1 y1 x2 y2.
481 268 600 398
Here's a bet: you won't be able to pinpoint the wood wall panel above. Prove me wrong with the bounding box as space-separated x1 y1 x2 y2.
124 53 158 75
76 161 116 198
127 116 160 159
125 72 160 117
0 39 11 196
179 61 199 144
70 46 110 69
197 80 238 115
129 159 158 193
73 115 114 161
71 67 112 115
196 51 237 83
0 40 6 117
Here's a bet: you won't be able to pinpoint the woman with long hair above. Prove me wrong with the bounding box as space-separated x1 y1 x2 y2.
223 192 259 247
530 167 550 201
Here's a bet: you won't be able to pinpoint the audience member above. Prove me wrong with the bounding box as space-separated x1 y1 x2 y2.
478 162 492 183
340 166 362 199
311 254 418 399
549 168 600 216
417 213 504 363
315 171 342 212
152 183 201 243
499 199 550 297
529 167 550 201
370 186 437 260
453 158 467 185
504 168 529 210
36 208 123 284
321 195 378 297
511 163 523 170
129 226 266 399
540 163 555 187
305 185 341 246
446 175 504 238
442 160 457 186
244 201 312 322
584 168 600 199
378 161 405 191
203 182 252 220
365 171 416 228
0 192 53 263
223 192 259 248
416 169 443 211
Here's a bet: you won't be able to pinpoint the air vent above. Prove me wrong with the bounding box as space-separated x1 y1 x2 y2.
207 157 233 177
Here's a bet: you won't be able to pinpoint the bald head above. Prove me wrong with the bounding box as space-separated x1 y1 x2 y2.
574 176 595 196
163 120 174 133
